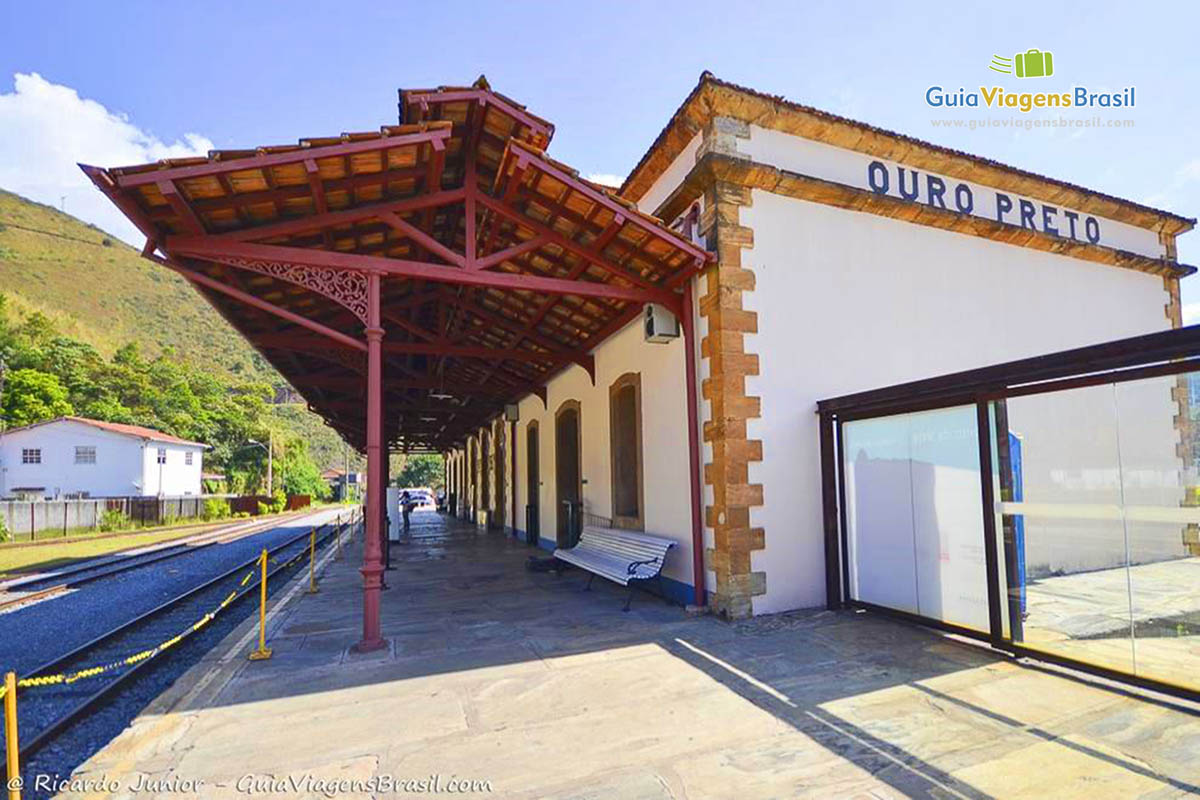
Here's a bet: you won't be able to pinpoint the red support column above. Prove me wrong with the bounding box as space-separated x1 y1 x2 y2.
681 279 706 608
355 270 387 653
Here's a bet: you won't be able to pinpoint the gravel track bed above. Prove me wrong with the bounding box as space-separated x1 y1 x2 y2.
2 518 349 799
0 510 337 676
8 542 199 591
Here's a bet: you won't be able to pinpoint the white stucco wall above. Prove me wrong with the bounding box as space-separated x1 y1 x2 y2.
141 441 205 496
742 190 1174 613
636 133 702 217
0 421 205 498
500 314 697 589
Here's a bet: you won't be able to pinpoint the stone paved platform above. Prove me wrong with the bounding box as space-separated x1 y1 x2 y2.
63 512 1200 799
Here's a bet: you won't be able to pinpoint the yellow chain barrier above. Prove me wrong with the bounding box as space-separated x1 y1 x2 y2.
2 519 346 692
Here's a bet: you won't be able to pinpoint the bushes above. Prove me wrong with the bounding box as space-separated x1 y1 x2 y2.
0 516 10 543
99 509 131 532
202 497 231 521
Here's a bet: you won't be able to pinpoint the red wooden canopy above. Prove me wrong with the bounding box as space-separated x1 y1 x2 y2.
82 78 710 454
84 78 712 648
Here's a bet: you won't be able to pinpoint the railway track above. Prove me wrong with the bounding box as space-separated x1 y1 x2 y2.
0 511 358 783
0 510 338 604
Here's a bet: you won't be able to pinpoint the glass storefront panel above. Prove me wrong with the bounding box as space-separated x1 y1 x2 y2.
843 414 919 616
842 405 988 630
995 385 1135 675
1114 374 1200 693
908 406 989 630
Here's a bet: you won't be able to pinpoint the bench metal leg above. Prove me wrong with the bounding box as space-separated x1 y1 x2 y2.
623 585 634 612
583 573 595 592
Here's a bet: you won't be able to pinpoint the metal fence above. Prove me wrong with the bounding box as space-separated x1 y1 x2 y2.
0 495 224 538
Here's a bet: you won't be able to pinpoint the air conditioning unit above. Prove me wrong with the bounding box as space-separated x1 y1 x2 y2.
644 303 680 343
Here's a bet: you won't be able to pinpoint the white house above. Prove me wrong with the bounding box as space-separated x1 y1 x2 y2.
0 416 209 498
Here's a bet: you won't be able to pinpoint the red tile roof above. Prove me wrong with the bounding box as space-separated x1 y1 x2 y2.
2 416 209 448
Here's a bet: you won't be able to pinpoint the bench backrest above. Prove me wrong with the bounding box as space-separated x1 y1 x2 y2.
576 525 675 564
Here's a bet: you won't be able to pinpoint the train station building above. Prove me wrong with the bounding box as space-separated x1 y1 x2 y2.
87 73 1198 701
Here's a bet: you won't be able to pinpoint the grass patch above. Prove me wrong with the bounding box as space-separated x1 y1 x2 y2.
0 527 216 576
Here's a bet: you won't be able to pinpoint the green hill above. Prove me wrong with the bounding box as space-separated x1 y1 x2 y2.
0 188 360 471
0 189 275 382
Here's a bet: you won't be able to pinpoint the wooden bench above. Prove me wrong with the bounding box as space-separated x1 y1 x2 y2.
553 525 676 611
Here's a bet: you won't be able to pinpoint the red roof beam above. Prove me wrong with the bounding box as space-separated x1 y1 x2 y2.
304 159 329 215
380 342 557 362
210 188 466 244
474 193 659 293
167 238 682 310
113 127 453 188
156 257 368 352
157 180 207 235
79 164 164 250
147 164 434 220
379 209 464 267
510 146 710 265
403 88 555 143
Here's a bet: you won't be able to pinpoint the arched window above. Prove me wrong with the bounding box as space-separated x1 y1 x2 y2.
609 373 644 530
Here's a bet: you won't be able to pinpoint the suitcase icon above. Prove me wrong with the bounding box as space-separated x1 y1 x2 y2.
1014 49 1053 78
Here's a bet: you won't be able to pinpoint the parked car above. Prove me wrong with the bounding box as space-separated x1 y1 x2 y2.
399 487 437 511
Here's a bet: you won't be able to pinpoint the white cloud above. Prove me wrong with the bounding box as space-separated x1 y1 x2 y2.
1182 301 1200 327
585 172 623 189
0 73 213 245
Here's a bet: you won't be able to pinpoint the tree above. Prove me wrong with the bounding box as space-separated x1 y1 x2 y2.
1 368 74 426
274 436 331 500
393 454 444 490
0 302 336 496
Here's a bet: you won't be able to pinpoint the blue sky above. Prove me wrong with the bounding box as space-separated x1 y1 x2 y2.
3 1 1198 312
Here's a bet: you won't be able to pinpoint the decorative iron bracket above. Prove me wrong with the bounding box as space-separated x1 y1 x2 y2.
219 257 371 325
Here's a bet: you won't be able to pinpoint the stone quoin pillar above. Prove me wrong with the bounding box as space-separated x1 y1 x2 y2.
356 270 387 652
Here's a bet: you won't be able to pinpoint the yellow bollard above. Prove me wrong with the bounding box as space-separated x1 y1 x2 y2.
4 671 20 800
307 528 319 594
248 549 273 661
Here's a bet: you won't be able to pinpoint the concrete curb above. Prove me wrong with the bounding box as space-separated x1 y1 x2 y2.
139 511 349 717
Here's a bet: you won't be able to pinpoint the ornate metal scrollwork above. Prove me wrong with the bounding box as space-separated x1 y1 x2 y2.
220 257 370 325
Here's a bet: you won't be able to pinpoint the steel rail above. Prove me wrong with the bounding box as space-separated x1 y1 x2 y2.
2 512 312 595
3 512 356 774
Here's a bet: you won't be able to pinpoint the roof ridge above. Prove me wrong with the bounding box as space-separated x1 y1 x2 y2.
3 415 208 448
621 72 1195 232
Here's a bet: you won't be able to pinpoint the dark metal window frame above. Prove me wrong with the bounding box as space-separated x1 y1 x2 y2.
817 324 1200 703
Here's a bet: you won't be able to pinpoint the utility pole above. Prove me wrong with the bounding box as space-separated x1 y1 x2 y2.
245 435 273 496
